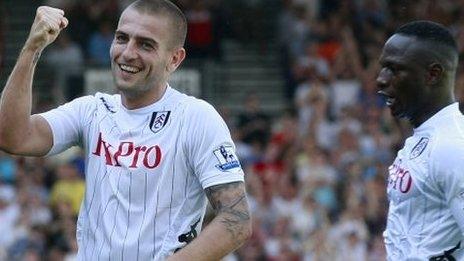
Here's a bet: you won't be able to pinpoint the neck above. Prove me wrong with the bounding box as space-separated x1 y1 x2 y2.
121 84 168 110
410 96 455 128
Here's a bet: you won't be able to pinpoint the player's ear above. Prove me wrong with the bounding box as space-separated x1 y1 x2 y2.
427 63 444 86
167 47 186 74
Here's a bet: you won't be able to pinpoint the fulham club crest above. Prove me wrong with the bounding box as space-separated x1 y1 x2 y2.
149 111 171 134
410 137 429 159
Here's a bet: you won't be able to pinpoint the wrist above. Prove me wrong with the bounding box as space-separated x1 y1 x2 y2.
23 39 45 54
21 44 42 64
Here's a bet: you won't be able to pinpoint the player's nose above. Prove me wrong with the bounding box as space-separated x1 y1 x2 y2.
376 68 390 90
121 40 138 60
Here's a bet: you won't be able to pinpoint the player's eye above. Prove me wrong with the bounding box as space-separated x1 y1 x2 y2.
115 34 128 43
385 65 398 74
141 42 154 51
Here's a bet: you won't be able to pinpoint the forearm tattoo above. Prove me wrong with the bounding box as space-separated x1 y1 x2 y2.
22 47 41 65
32 52 41 64
205 181 251 242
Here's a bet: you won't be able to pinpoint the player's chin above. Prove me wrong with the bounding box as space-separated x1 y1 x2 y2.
387 104 403 118
115 80 136 91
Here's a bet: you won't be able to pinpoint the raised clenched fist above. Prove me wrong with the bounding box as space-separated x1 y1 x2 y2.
25 6 68 51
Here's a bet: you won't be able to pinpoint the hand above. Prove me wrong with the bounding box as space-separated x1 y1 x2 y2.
25 6 68 52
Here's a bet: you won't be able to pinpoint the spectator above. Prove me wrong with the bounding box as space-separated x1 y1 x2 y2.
237 93 271 153
0 152 17 183
87 19 114 66
185 0 215 58
2 1 463 259
49 161 85 216
0 13 4 75
44 32 84 103
0 184 20 255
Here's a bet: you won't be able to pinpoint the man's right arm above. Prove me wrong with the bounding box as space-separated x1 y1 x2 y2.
0 6 68 156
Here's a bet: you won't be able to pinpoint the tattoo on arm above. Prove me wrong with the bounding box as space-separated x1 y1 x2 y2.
33 52 41 64
205 181 251 242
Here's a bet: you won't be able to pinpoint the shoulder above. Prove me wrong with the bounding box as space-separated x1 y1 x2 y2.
57 92 122 117
426 133 464 192
431 137 464 163
429 130 464 172
68 92 125 115
50 95 97 114
93 92 120 110
434 112 464 153
69 94 97 105
180 96 229 136
184 96 221 119
64 92 117 106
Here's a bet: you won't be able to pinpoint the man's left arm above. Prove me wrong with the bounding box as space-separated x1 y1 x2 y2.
167 181 252 260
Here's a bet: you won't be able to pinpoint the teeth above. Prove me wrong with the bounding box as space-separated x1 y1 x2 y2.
386 98 395 106
120 64 141 73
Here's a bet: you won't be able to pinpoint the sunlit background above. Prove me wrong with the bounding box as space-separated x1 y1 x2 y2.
1 0 464 260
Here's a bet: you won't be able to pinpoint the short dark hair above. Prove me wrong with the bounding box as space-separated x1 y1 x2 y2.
395 20 458 53
130 0 187 49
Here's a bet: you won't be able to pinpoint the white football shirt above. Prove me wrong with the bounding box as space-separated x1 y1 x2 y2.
384 103 464 260
40 86 245 260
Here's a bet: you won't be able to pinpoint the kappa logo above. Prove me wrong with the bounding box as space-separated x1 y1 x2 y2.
100 97 116 113
149 111 171 134
213 145 241 171
410 137 429 159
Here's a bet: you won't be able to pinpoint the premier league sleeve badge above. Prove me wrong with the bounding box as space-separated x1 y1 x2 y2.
213 145 241 172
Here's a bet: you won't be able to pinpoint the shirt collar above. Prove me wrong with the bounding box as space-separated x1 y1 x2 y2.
414 102 459 133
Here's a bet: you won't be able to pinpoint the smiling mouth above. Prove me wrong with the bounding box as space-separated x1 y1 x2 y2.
119 64 141 74
386 97 396 106
378 91 396 106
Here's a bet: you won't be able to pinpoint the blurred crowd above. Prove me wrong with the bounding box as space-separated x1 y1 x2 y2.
0 8 4 75
2 0 464 260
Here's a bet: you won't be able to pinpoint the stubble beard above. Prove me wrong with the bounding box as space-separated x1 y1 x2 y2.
114 75 149 98
114 73 164 101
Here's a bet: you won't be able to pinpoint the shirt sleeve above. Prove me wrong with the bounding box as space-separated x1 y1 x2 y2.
432 140 464 235
39 95 96 156
185 99 245 189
